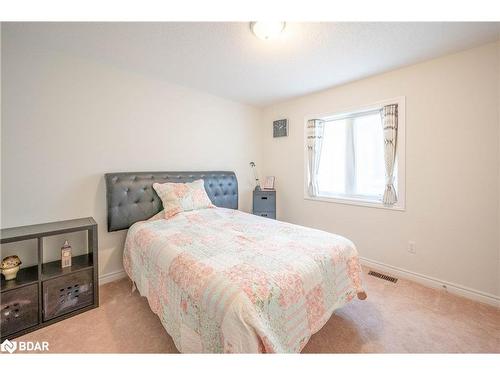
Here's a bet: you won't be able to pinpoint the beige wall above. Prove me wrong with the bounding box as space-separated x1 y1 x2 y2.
1 27 263 277
261 42 500 297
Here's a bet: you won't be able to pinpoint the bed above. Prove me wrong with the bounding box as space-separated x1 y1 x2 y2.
105 171 366 353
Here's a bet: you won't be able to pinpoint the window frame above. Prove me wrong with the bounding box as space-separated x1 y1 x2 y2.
303 96 406 211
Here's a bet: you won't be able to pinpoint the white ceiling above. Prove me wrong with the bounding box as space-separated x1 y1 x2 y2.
4 22 500 106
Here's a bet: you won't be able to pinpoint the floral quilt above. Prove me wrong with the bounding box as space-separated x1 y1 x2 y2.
123 207 365 353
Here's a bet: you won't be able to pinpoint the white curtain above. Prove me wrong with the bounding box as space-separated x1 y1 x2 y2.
381 104 398 205
306 119 325 197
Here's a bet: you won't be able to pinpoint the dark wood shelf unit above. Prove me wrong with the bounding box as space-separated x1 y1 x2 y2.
0 217 99 341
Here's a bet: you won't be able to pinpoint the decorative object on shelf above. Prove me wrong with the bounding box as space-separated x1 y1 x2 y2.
262 176 275 190
249 161 261 191
61 240 72 268
0 255 22 281
273 118 288 137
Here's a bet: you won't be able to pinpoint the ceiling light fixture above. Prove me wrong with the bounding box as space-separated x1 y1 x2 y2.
250 22 286 40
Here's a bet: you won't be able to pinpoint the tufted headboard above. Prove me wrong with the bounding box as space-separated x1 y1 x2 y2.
104 171 238 232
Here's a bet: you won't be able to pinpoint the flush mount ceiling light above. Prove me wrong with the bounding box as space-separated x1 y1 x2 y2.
250 22 286 40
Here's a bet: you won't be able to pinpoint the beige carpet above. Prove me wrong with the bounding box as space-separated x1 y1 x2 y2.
19 267 500 353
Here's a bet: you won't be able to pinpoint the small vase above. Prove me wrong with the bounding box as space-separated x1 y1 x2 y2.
1 265 20 280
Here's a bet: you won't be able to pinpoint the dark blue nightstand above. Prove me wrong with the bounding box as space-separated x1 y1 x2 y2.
253 189 276 219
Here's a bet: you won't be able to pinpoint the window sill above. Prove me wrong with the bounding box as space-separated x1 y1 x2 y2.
304 194 405 211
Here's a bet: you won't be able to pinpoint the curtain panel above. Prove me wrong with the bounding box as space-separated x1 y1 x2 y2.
306 119 325 197
381 104 398 205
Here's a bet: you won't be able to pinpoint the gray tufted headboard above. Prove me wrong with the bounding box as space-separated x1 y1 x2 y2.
105 171 238 232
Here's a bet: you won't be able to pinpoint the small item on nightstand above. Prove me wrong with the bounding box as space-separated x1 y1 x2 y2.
61 240 72 268
249 161 261 191
262 176 275 190
1 255 22 280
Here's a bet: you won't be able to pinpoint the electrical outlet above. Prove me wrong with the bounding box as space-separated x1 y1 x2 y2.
408 241 416 254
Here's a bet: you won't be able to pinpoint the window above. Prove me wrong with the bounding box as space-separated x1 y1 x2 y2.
305 98 405 210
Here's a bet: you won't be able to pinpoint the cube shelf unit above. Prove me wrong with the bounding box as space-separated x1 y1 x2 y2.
0 217 99 340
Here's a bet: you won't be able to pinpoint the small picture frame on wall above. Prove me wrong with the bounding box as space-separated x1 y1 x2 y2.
273 119 288 137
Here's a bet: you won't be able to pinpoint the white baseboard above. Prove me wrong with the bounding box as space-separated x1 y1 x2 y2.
360 257 500 308
99 269 127 285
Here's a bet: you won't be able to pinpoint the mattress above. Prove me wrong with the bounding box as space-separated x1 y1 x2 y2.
123 207 365 353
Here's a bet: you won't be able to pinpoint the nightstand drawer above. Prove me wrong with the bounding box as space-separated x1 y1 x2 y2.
253 211 276 219
253 192 276 212
1 284 39 337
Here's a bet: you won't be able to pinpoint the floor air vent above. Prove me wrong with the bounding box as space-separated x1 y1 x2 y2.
368 270 398 283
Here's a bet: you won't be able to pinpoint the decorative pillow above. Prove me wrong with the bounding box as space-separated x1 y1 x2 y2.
153 179 215 219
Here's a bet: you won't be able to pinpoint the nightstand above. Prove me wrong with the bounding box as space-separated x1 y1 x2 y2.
253 189 276 219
